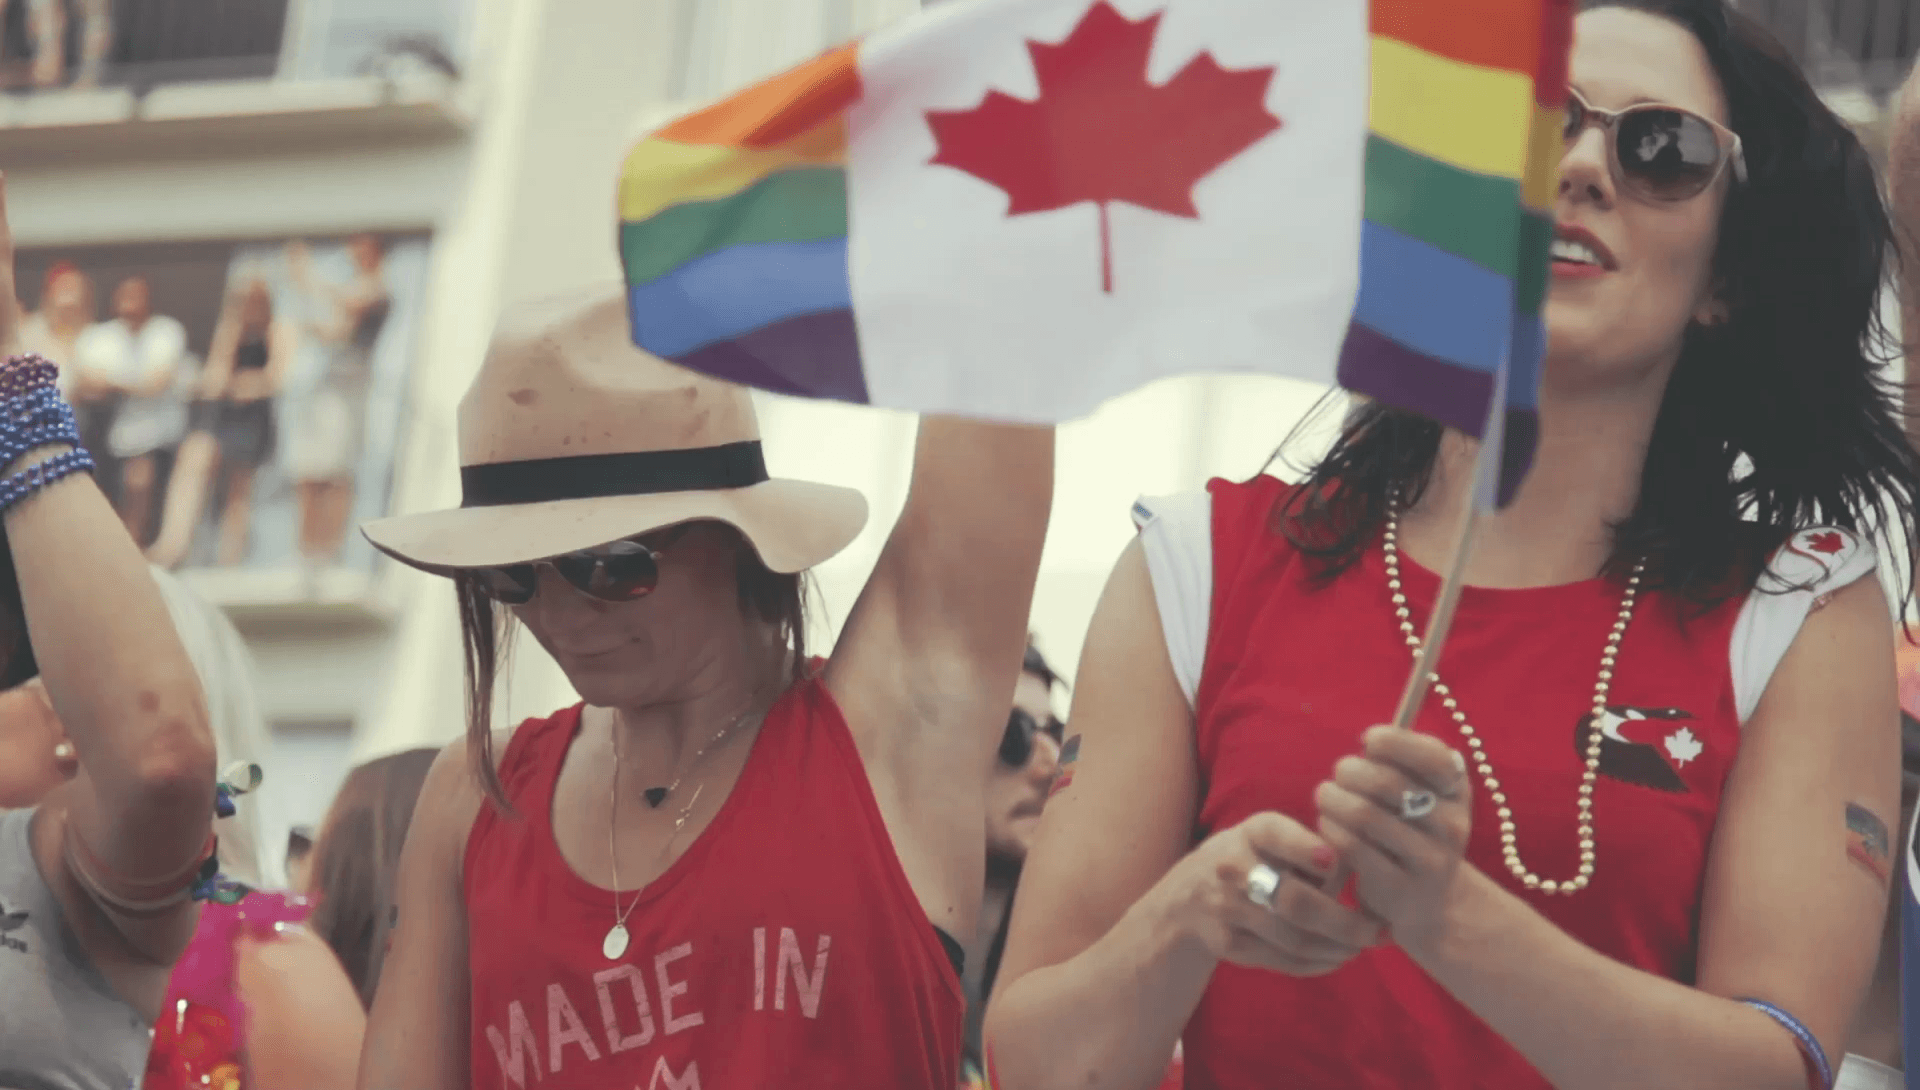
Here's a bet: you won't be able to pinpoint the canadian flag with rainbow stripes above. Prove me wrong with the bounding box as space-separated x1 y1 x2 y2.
619 0 1571 501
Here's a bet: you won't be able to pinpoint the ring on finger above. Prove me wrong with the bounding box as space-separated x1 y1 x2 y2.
1244 863 1282 910
1398 788 1438 821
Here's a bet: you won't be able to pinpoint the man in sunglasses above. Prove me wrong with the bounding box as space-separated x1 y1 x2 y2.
961 641 1065 1088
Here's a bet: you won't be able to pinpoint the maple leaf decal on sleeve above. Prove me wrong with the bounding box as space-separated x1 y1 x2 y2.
925 1 1282 293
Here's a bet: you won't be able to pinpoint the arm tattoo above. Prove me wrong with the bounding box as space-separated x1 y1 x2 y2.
1047 734 1081 799
1845 802 1892 886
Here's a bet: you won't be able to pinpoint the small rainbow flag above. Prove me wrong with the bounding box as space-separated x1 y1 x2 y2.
619 46 869 404
1337 0 1573 505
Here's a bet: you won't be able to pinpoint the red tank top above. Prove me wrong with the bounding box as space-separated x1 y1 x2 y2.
464 677 964 1089
1188 476 1746 1089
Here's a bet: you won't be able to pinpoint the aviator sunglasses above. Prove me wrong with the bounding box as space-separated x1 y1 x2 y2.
1564 86 1746 202
1000 708 1065 768
471 524 691 606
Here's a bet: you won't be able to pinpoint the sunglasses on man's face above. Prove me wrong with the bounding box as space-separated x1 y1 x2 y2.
1000 708 1065 768
472 525 689 606
1563 86 1746 203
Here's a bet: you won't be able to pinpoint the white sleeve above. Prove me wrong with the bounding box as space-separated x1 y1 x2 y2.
1729 527 1879 723
1132 492 1214 709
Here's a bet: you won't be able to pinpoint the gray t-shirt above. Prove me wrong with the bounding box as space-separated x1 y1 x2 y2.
0 808 149 1090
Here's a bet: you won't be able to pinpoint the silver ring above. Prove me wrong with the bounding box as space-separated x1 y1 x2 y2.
1399 788 1438 820
1244 863 1281 909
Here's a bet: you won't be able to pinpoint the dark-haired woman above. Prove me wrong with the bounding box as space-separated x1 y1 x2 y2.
987 4 1918 1089
356 287 1050 1089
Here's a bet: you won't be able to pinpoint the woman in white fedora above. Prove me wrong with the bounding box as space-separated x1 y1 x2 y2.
355 286 1052 1090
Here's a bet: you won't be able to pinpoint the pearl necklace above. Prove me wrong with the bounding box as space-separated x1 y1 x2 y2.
1381 502 1645 895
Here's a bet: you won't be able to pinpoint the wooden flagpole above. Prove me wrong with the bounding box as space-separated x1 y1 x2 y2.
1314 361 1505 897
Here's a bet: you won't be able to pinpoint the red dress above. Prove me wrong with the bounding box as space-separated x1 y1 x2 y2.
1185 476 1754 1088
463 676 964 1089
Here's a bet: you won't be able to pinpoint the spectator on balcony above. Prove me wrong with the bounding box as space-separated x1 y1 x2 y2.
2 0 110 89
147 278 298 570
285 235 389 570
18 261 114 482
75 275 191 545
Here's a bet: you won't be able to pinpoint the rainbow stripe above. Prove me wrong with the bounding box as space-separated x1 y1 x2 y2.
1337 0 1572 503
618 45 871 402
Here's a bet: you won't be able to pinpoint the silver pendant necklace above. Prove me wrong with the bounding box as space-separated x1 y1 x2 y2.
603 703 753 960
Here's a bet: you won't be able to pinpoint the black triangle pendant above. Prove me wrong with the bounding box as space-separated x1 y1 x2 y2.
643 787 668 808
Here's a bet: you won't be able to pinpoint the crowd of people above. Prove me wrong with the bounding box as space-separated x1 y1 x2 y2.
16 237 393 572
7 0 1920 1087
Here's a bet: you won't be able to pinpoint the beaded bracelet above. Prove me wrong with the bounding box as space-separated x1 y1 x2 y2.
0 448 93 516
0 353 61 396
1737 997 1832 1089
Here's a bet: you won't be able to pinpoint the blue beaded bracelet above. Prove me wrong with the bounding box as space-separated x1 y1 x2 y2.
1737 997 1832 1089
0 448 94 516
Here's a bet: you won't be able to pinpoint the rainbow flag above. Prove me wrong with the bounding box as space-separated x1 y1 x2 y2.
1338 0 1573 505
619 48 869 403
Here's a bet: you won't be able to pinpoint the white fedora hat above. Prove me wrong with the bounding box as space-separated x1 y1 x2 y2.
362 285 867 573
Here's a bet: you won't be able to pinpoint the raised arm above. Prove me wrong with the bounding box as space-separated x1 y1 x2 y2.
198 310 242 400
0 177 216 961
1390 575 1896 1089
824 418 1052 918
262 318 299 394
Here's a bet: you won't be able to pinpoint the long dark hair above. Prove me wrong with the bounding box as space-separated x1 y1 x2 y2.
307 747 439 1009
455 522 811 810
1282 0 1920 607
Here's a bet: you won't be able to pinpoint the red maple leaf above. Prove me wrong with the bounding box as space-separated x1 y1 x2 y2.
1804 530 1845 555
925 2 1281 293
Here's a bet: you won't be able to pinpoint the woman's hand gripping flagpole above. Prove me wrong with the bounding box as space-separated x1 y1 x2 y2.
1312 376 1505 917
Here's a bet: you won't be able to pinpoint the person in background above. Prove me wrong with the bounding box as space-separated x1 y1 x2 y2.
18 261 90 398
133 566 365 1090
960 642 1186 1090
1 0 110 87
146 278 298 570
285 235 390 570
1 564 368 1090
17 261 113 489
75 275 191 544
960 641 1065 1088
285 825 315 894
1832 638 1920 1090
304 747 438 1008
0 170 218 1090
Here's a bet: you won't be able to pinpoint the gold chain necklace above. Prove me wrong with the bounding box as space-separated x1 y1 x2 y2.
1382 500 1645 895
603 704 753 959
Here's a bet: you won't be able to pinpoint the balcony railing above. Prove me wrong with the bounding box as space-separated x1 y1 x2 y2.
0 0 464 97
